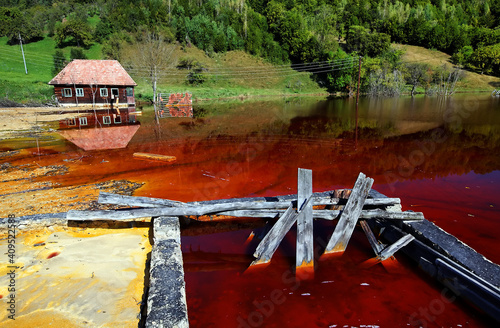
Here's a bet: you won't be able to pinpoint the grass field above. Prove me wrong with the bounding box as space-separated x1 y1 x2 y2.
395 44 500 92
1 35 499 105
0 35 326 104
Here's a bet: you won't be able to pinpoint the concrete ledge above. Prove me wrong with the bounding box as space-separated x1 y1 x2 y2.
146 216 189 328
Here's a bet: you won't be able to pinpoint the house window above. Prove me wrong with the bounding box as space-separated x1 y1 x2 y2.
100 88 108 97
68 118 76 126
63 88 72 97
79 117 88 126
76 88 84 97
126 87 133 96
111 88 119 98
114 115 122 124
103 116 111 124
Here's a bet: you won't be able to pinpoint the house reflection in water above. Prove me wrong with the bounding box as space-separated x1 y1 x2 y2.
58 107 140 151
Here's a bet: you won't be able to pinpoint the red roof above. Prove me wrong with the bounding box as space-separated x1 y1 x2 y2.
48 60 137 86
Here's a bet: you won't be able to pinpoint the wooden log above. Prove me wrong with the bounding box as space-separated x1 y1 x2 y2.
97 191 400 209
323 172 374 255
251 205 298 266
133 152 177 162
296 168 314 276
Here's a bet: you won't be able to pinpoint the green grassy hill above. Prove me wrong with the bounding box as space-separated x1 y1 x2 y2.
1 34 499 106
0 35 326 105
395 44 500 92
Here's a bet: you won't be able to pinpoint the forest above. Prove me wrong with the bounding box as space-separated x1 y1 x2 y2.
1 0 499 94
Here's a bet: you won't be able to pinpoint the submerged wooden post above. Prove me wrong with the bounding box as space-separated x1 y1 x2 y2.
323 172 374 256
360 220 383 255
250 205 297 267
360 234 415 268
296 168 314 278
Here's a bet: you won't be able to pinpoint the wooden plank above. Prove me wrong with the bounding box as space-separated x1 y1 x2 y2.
251 205 297 266
216 209 423 220
98 192 191 208
360 220 383 255
67 200 296 220
378 234 414 260
360 234 414 268
67 206 424 222
97 191 400 209
323 172 374 255
296 168 314 275
133 152 177 162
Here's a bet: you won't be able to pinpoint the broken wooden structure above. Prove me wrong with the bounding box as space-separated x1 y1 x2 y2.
4 169 499 325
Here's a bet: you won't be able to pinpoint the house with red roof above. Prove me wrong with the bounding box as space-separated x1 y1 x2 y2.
49 60 137 108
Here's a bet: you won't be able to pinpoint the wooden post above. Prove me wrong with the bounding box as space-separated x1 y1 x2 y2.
355 56 361 147
19 32 28 75
323 172 374 256
360 220 383 255
360 234 415 268
296 168 314 278
250 204 297 267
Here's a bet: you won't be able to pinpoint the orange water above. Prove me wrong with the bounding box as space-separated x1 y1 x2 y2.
1 95 498 327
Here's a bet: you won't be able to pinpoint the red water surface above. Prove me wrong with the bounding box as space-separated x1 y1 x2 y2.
2 97 499 327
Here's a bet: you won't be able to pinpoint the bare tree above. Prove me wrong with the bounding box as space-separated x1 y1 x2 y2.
139 32 176 105
89 77 98 108
428 64 465 96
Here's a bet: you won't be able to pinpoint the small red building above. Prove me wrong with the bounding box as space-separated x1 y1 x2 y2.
49 60 137 108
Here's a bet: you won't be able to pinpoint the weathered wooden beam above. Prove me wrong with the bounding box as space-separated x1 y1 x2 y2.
67 207 424 222
378 234 415 261
360 220 384 255
214 209 423 221
99 192 191 208
251 205 298 266
296 168 314 275
356 209 423 220
323 172 374 255
67 200 295 220
360 234 415 268
98 191 400 209
145 217 188 328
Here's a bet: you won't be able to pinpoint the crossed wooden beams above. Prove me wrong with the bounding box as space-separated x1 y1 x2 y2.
67 169 420 277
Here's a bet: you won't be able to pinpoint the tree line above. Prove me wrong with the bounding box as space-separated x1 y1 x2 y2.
1 0 499 92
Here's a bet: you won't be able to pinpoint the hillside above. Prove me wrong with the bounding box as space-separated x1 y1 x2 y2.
1 34 499 106
395 44 500 92
0 35 327 104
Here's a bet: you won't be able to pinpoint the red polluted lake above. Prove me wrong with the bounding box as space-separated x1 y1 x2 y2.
1 95 498 327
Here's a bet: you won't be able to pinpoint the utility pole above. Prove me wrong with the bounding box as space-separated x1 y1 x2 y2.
356 56 362 105
355 56 362 148
18 33 28 75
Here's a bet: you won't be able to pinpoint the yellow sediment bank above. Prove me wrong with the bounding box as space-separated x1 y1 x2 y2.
0 224 152 327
